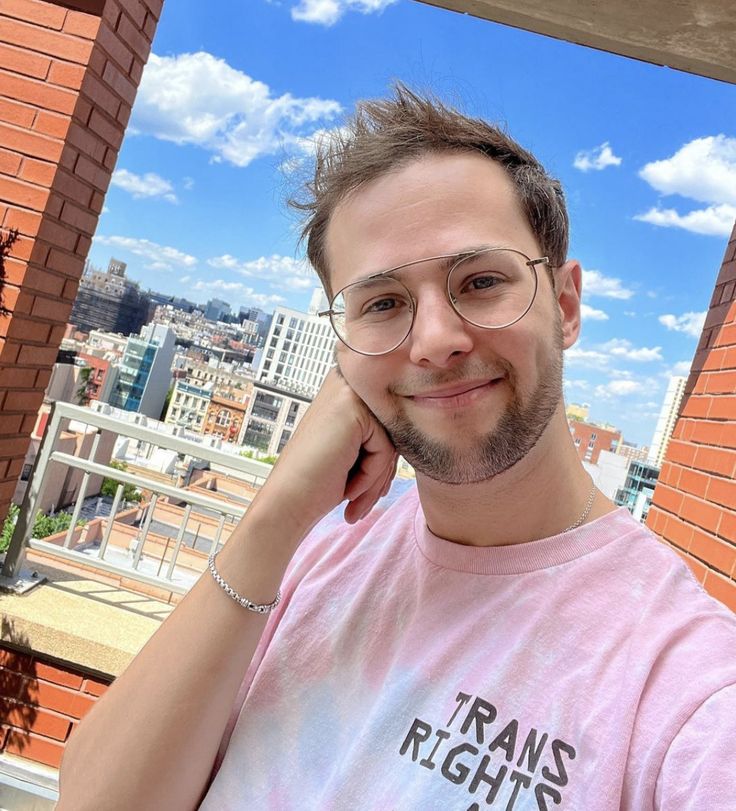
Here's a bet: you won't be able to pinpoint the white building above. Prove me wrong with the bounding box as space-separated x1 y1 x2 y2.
648 376 687 469
256 291 336 397
110 323 176 419
239 380 311 457
165 380 213 433
583 449 630 500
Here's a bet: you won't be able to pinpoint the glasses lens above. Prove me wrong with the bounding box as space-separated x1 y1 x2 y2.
448 249 537 328
331 276 414 354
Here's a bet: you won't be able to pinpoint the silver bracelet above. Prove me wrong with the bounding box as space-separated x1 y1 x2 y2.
207 552 282 614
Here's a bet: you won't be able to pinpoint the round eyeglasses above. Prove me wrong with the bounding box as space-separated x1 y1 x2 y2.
319 247 550 356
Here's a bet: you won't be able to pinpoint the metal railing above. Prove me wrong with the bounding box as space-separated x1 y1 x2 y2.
0 401 273 596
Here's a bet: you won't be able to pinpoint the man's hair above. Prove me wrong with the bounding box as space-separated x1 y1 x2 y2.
290 83 569 296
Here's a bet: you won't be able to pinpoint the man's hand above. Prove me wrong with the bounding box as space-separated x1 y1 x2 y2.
253 368 398 536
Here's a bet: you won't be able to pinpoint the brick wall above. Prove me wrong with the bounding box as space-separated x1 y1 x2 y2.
647 222 736 612
0 0 163 525
0 644 111 769
568 419 622 465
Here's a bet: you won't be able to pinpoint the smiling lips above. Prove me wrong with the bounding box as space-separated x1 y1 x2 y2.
408 378 503 409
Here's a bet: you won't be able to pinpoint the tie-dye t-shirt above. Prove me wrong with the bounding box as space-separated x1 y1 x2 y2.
200 481 736 810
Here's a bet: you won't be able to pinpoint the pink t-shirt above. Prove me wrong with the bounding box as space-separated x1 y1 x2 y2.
200 483 736 810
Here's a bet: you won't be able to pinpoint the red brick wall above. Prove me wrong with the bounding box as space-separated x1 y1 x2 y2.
0 0 163 525
648 222 736 612
0 644 111 769
568 420 621 465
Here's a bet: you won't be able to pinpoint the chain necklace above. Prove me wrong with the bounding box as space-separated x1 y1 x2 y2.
562 479 598 533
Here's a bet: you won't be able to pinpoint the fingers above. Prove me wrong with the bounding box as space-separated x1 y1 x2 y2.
343 426 394 503
344 451 400 524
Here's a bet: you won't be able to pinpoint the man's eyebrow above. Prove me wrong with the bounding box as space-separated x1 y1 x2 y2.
357 244 500 282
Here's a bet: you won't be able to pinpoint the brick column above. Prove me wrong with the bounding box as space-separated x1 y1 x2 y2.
647 221 736 612
0 0 163 525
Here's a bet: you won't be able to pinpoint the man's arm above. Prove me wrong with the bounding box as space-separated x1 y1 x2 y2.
56 370 397 811
654 682 736 810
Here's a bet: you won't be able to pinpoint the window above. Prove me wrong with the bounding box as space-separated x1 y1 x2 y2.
216 409 231 427
277 429 292 453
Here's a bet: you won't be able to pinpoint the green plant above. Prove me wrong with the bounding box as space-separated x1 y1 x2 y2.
100 460 142 503
1 504 87 552
0 504 20 553
76 366 92 405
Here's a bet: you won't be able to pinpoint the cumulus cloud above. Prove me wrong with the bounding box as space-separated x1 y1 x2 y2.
573 142 622 172
599 338 662 362
93 235 197 270
190 279 285 308
580 303 609 321
131 52 341 167
658 311 706 338
566 338 663 368
291 0 397 26
207 253 318 291
581 269 634 300
564 346 610 368
634 204 736 237
594 379 643 398
636 135 736 237
670 360 692 376
110 169 178 203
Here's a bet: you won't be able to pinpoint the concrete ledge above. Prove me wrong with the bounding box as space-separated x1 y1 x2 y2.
0 557 174 678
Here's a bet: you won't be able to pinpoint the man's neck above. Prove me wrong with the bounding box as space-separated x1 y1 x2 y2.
415 410 617 548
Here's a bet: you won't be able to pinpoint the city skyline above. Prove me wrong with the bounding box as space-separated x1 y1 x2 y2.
84 0 736 447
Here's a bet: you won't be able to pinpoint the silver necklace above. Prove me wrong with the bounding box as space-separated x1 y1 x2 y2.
562 480 598 533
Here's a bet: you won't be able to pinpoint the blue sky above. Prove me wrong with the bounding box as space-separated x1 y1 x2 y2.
87 0 736 447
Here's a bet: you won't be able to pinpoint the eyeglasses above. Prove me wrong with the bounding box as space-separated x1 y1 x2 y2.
319 247 550 356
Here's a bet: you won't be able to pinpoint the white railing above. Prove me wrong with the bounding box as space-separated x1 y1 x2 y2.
0 402 272 595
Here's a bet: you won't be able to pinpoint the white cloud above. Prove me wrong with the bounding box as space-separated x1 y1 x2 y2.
291 0 397 26
581 269 634 300
580 303 609 321
658 311 706 338
573 142 622 172
564 346 610 368
93 235 197 270
594 379 644 398
639 135 736 205
600 338 662 362
670 360 692 376
563 378 591 390
636 135 736 237
110 169 178 203
132 52 341 167
207 253 318 291
634 204 736 237
190 279 285 308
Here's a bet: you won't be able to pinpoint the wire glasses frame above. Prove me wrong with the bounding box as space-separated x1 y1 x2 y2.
318 247 551 356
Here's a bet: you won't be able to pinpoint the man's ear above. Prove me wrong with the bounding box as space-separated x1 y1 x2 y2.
554 259 582 349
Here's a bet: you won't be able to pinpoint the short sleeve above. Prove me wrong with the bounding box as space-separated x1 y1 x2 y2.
654 682 736 810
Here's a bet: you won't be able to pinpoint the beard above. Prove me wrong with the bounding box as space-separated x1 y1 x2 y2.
379 322 565 485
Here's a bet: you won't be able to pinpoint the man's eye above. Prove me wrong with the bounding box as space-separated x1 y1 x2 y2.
365 297 399 313
467 274 502 291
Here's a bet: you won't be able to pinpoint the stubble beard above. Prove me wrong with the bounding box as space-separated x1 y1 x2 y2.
380 325 565 485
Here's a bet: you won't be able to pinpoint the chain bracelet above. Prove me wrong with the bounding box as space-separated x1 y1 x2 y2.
208 552 282 614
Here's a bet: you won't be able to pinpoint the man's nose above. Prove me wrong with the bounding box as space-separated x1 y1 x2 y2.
407 288 475 367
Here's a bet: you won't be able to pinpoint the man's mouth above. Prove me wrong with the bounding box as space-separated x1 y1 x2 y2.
407 378 504 408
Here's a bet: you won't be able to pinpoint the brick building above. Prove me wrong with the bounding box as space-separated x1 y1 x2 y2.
568 419 622 465
0 0 163 777
647 224 736 611
0 0 162 529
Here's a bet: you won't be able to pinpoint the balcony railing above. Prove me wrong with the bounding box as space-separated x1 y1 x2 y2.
0 402 272 596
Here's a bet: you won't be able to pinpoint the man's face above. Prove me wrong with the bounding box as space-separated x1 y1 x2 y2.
326 152 576 485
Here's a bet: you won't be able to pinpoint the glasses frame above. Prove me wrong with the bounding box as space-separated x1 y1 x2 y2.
318 247 551 357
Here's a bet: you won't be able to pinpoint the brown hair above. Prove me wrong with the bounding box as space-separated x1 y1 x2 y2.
289 83 569 296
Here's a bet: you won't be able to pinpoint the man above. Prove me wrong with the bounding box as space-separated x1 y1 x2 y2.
58 87 736 809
